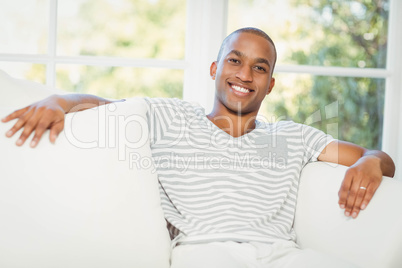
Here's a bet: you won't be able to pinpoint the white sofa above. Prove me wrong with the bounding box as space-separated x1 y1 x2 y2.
0 70 401 268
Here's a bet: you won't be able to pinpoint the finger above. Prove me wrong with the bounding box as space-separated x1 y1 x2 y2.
338 170 353 209
15 113 42 146
49 120 64 144
6 109 35 138
30 117 54 148
344 176 362 217
350 184 369 218
1 107 29 123
360 183 379 211
30 109 64 147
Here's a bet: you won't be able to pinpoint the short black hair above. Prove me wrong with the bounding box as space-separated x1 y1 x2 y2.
217 27 277 74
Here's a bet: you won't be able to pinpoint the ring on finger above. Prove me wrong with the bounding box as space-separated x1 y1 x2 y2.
360 186 367 190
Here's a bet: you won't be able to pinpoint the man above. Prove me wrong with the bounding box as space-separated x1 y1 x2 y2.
2 28 395 267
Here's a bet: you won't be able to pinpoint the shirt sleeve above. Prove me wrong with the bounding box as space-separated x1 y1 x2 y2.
144 97 183 145
300 123 335 164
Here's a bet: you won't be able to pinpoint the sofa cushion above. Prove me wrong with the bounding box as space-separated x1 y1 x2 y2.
0 71 171 267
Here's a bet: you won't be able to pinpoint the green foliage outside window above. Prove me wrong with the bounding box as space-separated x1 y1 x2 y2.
54 0 186 100
287 0 388 149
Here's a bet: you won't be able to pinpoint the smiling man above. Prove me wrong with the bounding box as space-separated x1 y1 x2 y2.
2 27 395 267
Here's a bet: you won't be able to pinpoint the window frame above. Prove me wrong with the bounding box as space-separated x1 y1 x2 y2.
382 0 402 179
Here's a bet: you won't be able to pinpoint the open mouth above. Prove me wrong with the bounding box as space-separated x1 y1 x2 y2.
229 83 254 94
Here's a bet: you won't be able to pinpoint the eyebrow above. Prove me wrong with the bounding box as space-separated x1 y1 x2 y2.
228 49 271 69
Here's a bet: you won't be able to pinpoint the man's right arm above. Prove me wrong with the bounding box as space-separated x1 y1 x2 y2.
1 94 120 148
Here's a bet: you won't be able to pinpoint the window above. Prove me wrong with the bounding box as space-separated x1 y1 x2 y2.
0 0 186 99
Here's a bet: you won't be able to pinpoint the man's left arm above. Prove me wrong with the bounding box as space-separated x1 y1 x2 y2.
317 140 395 219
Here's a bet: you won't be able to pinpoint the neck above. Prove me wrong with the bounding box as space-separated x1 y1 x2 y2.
207 108 258 138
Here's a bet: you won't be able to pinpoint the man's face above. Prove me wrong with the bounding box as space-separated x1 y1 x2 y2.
210 32 276 115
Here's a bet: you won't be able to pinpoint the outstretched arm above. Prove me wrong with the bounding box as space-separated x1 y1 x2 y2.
318 140 395 218
1 93 121 147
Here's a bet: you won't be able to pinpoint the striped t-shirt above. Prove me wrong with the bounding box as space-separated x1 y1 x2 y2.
144 97 333 247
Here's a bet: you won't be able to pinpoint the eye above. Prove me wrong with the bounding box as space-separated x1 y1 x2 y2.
228 58 240 64
254 66 267 72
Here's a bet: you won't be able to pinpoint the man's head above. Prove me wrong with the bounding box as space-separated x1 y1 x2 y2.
210 28 277 116
217 27 277 75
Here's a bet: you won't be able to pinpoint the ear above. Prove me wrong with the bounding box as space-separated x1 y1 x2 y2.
210 61 217 80
266 77 275 95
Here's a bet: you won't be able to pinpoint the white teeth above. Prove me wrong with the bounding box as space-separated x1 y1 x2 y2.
232 85 250 93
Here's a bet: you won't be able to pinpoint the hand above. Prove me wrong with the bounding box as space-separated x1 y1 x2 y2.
338 155 383 219
1 95 66 147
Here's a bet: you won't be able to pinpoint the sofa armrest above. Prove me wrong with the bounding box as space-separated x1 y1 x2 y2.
294 162 402 268
0 99 171 268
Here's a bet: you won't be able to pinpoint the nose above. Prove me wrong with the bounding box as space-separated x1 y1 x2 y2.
236 65 253 82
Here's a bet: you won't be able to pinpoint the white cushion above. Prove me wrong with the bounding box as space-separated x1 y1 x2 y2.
0 71 171 267
0 69 63 108
295 162 402 268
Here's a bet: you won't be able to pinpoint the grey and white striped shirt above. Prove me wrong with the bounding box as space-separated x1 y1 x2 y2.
145 97 333 247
